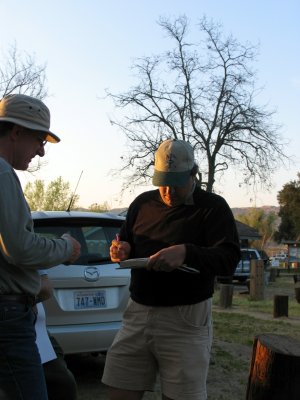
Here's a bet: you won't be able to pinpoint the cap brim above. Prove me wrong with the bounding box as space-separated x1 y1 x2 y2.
152 170 191 187
0 116 60 143
45 132 60 143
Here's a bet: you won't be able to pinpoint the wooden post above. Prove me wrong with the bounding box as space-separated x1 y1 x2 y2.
294 286 300 304
249 259 265 301
246 333 300 399
219 284 234 308
268 268 277 282
293 274 300 283
273 295 288 318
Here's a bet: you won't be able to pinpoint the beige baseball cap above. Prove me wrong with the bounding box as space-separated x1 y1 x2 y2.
152 139 195 187
0 94 60 143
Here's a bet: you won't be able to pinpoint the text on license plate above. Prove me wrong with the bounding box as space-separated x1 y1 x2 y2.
74 290 107 309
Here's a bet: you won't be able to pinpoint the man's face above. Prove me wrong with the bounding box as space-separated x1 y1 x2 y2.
13 127 47 170
158 176 195 207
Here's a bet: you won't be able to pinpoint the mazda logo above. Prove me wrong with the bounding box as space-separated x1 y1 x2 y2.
84 266 100 282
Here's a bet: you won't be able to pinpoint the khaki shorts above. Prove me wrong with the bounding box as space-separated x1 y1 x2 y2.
102 298 213 400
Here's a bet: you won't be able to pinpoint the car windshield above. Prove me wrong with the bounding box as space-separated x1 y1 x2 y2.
241 250 258 261
258 250 269 259
34 221 120 265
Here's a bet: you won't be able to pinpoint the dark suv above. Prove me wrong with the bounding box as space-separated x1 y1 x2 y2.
32 211 130 355
233 248 264 282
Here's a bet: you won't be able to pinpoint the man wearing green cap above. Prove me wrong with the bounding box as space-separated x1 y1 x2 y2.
0 94 81 400
102 139 240 400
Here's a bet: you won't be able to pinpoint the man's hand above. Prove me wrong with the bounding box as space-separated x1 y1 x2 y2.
62 234 81 263
110 239 131 262
36 274 53 303
147 244 186 272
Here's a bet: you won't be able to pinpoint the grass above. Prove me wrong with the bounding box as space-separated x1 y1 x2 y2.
230 297 299 317
213 312 300 345
213 275 300 317
206 275 300 399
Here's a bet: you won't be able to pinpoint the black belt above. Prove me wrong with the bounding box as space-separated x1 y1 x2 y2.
0 294 36 306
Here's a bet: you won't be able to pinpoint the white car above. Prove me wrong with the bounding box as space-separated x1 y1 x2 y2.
32 211 130 355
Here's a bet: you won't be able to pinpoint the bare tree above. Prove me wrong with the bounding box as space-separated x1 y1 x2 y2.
0 43 48 172
107 16 288 193
0 42 47 100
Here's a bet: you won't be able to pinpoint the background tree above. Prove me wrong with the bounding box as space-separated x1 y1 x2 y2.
88 202 110 213
236 208 278 249
274 173 300 242
1 42 48 172
107 15 287 193
0 42 47 99
24 177 79 211
23 179 45 211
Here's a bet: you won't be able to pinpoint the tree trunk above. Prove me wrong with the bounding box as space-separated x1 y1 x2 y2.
246 334 300 399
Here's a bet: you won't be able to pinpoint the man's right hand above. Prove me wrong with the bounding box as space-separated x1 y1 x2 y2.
62 234 81 263
110 239 131 262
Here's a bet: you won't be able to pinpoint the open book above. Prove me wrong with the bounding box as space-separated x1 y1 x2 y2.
117 258 199 273
118 258 149 269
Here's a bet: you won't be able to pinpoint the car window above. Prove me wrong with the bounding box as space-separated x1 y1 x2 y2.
35 222 121 264
83 226 118 257
258 250 269 260
241 251 249 261
241 250 258 261
248 251 258 260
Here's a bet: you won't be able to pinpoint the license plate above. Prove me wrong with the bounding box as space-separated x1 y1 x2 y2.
74 290 107 310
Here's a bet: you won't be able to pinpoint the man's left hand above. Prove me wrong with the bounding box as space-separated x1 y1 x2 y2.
147 245 186 272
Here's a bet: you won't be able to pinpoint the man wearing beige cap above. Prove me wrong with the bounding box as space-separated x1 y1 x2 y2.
103 139 240 400
0 94 81 400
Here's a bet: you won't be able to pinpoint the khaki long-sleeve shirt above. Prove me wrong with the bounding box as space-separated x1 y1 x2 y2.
0 157 73 296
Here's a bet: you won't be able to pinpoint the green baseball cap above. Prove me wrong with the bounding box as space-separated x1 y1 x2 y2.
152 139 195 187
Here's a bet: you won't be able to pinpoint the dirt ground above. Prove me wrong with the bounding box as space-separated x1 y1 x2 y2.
66 277 299 400
66 339 251 400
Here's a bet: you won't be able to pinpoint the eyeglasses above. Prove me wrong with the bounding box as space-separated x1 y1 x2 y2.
21 129 47 147
37 137 47 147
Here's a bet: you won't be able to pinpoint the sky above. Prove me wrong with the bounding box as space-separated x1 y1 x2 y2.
1 0 300 209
